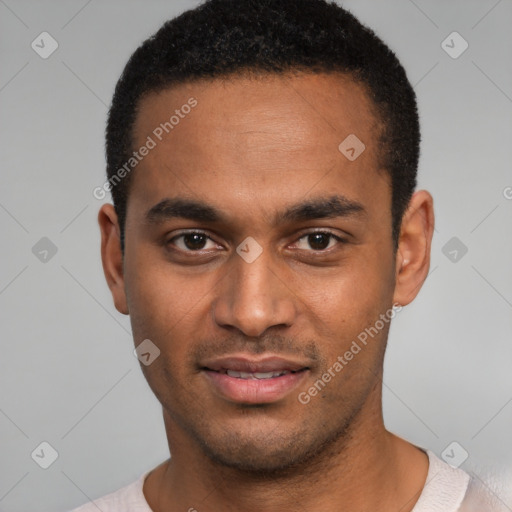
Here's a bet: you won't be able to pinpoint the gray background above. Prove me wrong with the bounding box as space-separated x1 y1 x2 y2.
1 0 511 510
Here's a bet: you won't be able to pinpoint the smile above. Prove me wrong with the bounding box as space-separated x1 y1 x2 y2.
210 369 305 379
200 355 310 404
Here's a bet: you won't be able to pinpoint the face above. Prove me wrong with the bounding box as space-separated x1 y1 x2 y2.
101 72 428 474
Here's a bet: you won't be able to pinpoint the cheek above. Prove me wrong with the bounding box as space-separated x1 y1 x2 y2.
124 250 217 379
300 265 394 405
124 246 201 330
299 253 395 348
125 265 201 402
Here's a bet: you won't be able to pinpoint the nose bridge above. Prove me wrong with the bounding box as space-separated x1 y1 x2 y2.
213 248 296 337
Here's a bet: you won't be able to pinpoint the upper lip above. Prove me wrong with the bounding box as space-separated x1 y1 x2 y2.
201 355 309 373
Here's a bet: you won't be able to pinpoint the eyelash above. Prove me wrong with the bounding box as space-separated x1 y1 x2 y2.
166 229 347 253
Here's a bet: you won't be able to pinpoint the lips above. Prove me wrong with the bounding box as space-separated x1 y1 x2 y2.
203 356 306 373
223 369 295 380
201 355 310 404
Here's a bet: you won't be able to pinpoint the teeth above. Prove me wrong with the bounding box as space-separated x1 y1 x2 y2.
254 372 276 379
225 370 289 379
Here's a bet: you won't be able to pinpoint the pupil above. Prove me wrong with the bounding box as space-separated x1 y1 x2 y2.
308 233 330 250
184 233 206 250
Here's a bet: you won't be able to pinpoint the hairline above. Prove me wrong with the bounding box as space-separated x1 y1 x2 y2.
121 68 393 238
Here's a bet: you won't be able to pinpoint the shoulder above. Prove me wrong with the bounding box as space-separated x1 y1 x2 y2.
412 449 470 512
69 473 152 512
415 449 509 512
459 471 511 512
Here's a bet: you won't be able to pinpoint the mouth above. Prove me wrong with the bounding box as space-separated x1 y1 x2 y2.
208 368 307 380
200 355 310 404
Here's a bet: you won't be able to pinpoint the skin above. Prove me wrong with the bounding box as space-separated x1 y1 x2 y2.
99 72 435 512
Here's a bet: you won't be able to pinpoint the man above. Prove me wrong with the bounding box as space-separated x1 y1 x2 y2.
75 0 500 510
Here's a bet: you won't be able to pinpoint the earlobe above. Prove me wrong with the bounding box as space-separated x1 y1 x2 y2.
393 190 435 307
98 204 129 315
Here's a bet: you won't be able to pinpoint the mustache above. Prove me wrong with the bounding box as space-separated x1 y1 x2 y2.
190 333 323 365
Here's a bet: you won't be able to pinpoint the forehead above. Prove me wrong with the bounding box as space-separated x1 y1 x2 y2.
128 72 388 224
134 71 381 157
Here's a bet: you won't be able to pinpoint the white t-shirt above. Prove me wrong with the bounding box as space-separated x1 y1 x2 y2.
69 449 492 512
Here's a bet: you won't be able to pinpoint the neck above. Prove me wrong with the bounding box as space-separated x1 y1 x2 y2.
144 385 428 512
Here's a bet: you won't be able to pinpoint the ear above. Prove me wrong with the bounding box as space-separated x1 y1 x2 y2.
393 190 435 306
98 204 129 315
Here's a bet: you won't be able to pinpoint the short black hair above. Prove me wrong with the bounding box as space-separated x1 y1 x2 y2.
106 0 419 250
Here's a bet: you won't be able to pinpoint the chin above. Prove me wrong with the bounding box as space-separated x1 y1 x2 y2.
193 420 350 477
202 440 311 475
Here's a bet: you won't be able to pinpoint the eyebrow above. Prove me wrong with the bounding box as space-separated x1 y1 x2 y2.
146 198 222 223
145 195 366 225
277 195 365 223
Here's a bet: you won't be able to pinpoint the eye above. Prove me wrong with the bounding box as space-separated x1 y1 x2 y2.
294 232 343 251
169 232 218 251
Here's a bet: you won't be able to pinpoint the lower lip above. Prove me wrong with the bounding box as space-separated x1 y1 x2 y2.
203 370 308 404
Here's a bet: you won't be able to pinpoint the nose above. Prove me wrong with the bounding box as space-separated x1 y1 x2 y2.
212 248 297 338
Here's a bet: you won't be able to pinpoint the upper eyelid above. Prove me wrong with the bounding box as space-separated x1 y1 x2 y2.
168 228 342 240
293 228 344 239
290 232 345 250
167 229 345 250
168 230 221 248
168 229 218 241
